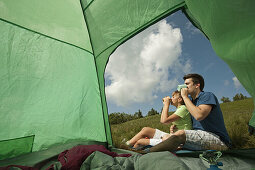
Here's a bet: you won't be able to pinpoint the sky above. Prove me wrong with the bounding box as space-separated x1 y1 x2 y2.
104 11 250 116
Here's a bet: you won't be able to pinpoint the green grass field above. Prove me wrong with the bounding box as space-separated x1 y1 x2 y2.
111 98 255 150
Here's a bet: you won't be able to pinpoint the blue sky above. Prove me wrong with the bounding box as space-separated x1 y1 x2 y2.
105 11 250 116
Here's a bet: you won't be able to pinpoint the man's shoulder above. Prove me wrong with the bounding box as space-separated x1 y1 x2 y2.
197 91 218 105
200 91 214 95
198 91 215 98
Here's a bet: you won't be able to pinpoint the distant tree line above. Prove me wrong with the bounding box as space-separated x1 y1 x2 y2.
221 93 249 103
109 108 159 124
110 93 249 124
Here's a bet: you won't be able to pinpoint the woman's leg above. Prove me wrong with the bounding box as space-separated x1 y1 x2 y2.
128 127 156 146
133 138 150 148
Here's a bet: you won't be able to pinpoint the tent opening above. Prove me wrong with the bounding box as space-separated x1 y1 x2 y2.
104 10 254 151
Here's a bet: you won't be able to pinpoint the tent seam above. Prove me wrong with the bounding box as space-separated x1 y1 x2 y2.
82 0 96 11
79 0 112 146
182 7 209 40
0 135 35 142
0 18 93 55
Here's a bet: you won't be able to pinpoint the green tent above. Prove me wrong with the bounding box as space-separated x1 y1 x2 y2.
0 0 255 168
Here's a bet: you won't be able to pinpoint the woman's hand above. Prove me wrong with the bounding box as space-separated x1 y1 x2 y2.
162 96 171 106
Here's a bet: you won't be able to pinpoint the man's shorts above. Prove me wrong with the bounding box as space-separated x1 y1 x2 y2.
183 130 228 151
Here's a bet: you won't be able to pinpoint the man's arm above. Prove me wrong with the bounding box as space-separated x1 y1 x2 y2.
181 88 212 121
160 97 180 124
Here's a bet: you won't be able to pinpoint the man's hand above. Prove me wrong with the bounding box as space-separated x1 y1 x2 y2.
181 88 212 121
162 96 171 106
181 88 188 98
170 124 178 134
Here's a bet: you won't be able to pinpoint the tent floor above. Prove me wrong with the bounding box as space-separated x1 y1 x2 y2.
1 141 255 169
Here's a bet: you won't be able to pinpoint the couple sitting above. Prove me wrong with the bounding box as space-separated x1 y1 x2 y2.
126 73 231 152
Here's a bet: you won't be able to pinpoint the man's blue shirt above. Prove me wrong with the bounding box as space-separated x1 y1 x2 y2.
190 91 231 146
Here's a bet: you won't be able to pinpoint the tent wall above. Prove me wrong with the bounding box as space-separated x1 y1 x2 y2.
0 1 92 51
0 1 107 160
184 0 255 129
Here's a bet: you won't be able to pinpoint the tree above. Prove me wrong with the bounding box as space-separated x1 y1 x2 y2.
134 109 143 118
109 112 134 124
147 108 159 116
160 107 163 114
233 93 248 101
221 96 231 103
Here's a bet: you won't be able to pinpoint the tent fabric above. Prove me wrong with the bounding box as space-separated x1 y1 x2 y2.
0 165 35 170
0 135 34 161
183 0 255 129
0 0 255 163
0 19 106 157
0 141 107 167
0 1 92 51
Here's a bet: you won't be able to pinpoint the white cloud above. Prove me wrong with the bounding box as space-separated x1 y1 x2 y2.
105 20 191 107
232 77 241 89
204 62 214 72
224 80 230 86
185 22 201 35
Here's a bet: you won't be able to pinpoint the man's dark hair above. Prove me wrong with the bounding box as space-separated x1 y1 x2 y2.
183 73 204 91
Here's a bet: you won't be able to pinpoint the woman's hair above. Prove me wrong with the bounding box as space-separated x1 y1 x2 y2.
172 90 185 105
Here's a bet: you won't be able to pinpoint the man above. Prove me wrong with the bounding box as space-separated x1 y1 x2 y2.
147 73 231 152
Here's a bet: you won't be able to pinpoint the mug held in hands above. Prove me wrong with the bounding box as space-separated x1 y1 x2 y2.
177 84 187 91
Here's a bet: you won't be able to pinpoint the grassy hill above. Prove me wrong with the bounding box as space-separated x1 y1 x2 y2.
111 98 255 150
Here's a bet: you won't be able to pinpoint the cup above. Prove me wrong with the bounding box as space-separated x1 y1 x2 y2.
177 84 187 91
